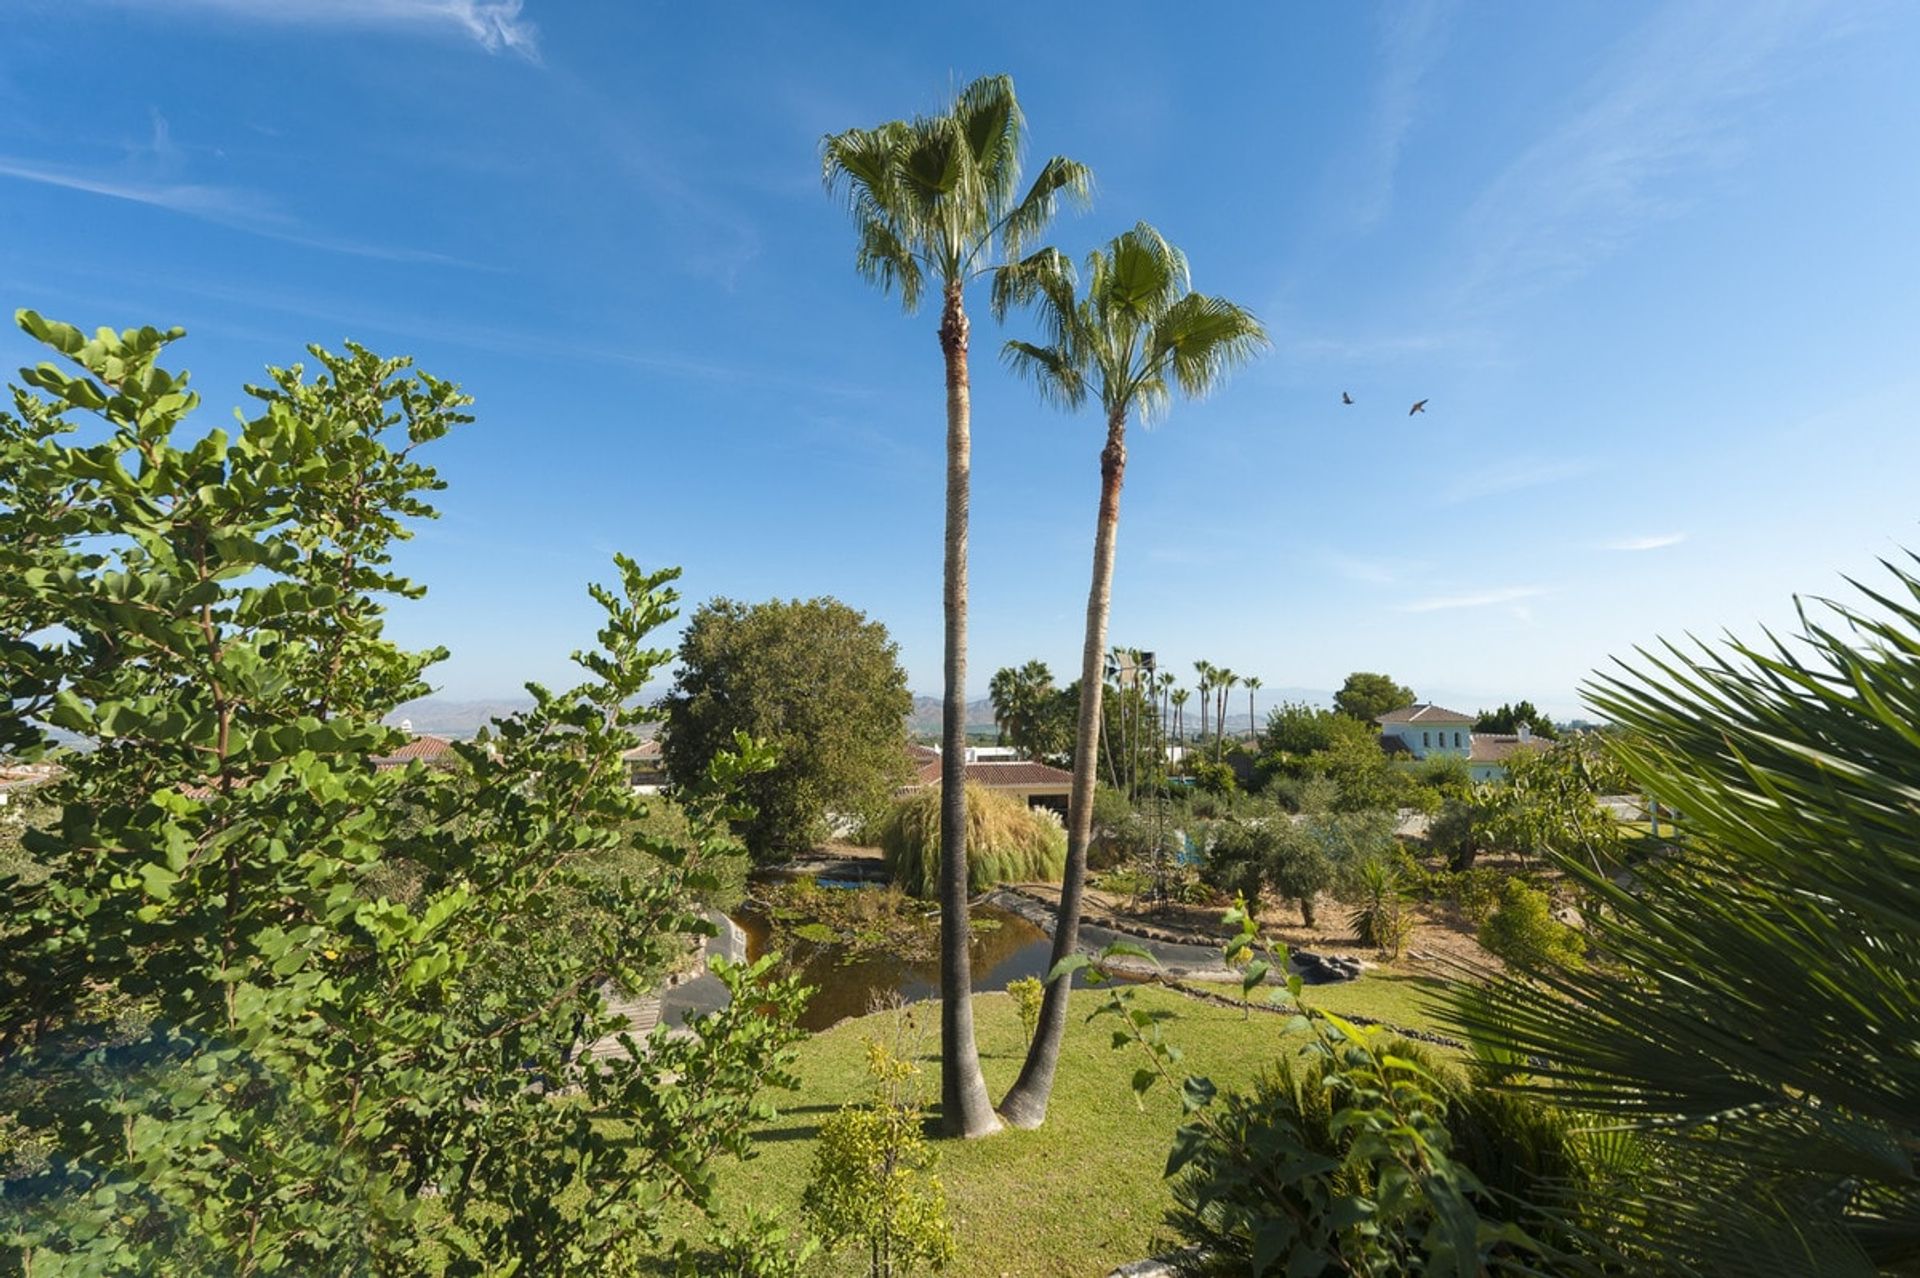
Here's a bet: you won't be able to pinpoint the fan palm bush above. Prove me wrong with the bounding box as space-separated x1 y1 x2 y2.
879 783 1066 898
1453 555 1920 1274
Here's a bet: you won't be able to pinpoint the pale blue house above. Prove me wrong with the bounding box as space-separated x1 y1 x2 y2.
1374 702 1546 782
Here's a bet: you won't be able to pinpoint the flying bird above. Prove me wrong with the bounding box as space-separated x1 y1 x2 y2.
1341 391 1354 405
1409 399 1428 416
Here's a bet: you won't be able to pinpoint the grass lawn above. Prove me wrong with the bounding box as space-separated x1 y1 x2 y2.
650 973 1454 1277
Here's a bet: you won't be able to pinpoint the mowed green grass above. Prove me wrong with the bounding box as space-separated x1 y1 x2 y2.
650 974 1453 1277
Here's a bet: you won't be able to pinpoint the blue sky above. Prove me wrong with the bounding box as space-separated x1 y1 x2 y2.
3 0 1917 720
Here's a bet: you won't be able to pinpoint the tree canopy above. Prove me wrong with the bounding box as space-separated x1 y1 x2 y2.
662 596 913 861
1474 700 1557 739
0 314 807 1273
1331 672 1416 722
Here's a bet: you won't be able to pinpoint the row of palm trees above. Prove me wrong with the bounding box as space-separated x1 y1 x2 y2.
823 74 1267 1136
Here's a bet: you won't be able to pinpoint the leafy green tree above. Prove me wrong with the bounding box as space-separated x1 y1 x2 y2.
662 595 912 860
823 75 1089 1139
994 223 1266 1128
1474 700 1557 740
1258 700 1354 781
1456 555 1920 1274
1332 671 1416 722
1477 740 1621 871
0 315 809 1273
1314 725 1420 814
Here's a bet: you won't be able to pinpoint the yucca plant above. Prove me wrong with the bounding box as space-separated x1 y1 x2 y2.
879 783 1066 899
1452 555 1920 1275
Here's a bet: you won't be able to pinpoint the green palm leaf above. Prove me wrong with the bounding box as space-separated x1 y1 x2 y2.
1451 556 1920 1273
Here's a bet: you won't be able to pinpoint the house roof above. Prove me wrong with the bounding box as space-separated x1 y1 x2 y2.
1468 732 1549 764
906 743 941 765
621 739 664 762
1375 702 1475 725
372 734 458 769
911 758 1073 790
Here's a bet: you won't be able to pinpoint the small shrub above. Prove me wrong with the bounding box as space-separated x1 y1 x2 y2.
803 1035 954 1277
1347 856 1415 957
1453 867 1506 926
1006 976 1044 1049
1478 879 1585 971
1190 759 1238 795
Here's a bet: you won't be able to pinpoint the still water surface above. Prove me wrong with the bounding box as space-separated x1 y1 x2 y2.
733 901 1065 1032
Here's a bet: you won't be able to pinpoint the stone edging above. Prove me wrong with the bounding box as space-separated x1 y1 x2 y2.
992 884 1224 949
986 886 1370 985
1106 1247 1205 1277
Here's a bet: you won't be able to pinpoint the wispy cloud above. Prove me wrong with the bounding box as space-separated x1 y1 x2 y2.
1601 532 1687 552
1456 2 1852 308
88 0 539 59
1346 0 1453 229
1400 586 1545 613
1443 457 1593 504
1326 552 1429 586
0 156 480 266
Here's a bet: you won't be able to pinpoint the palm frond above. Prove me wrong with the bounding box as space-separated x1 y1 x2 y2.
1449 555 1920 1270
1150 293 1270 402
999 155 1093 262
989 247 1076 334
1001 340 1086 411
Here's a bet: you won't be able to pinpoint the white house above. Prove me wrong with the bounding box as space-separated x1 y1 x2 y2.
1374 702 1547 782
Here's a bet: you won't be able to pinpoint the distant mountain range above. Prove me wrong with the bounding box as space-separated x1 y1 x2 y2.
907 695 999 737
389 688 1338 742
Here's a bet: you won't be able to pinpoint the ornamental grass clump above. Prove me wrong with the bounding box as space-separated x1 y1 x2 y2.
879 782 1066 897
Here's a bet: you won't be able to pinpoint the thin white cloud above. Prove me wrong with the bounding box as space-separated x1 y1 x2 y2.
1347 0 1452 229
1401 586 1545 613
1456 2 1857 308
88 0 539 59
0 156 479 267
1602 532 1688 552
1442 457 1593 504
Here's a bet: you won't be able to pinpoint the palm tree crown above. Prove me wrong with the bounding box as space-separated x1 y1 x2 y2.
821 75 1092 312
996 221 1268 423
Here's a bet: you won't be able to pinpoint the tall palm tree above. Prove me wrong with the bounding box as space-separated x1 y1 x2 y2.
822 76 1090 1139
1171 686 1190 749
1213 668 1238 762
1193 660 1215 752
1244 674 1263 742
994 223 1267 1127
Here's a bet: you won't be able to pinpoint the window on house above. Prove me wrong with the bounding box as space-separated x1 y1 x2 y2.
1454 731 1462 748
1423 731 1431 748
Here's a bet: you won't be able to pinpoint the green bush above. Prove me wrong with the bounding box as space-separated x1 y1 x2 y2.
1478 878 1585 970
878 782 1066 897
1190 759 1238 795
1167 1030 1622 1275
1346 856 1415 957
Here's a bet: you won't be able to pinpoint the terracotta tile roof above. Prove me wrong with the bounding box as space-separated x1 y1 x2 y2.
911 759 1073 789
621 739 663 762
905 743 940 765
1468 732 1549 764
1374 702 1475 725
372 734 458 770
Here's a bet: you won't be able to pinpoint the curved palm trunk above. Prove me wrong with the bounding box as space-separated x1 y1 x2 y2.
1000 406 1126 1128
936 283 1000 1139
